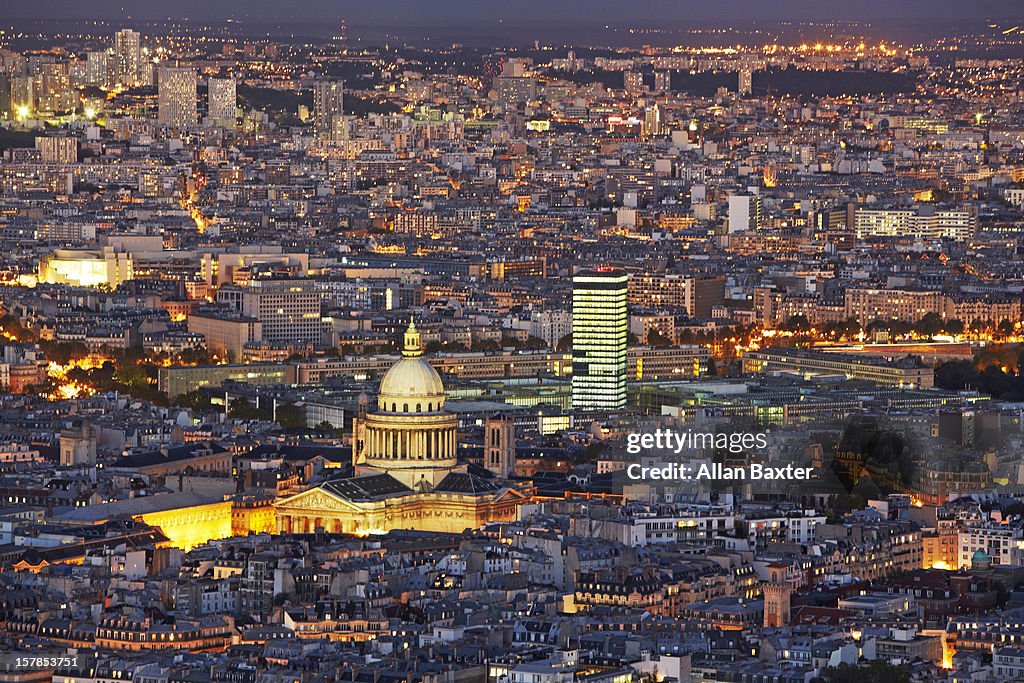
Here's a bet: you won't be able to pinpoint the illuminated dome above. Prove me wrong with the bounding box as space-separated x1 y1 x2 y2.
377 319 446 413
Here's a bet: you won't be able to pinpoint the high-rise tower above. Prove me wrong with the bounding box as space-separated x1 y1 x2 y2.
158 66 197 129
571 268 628 412
114 29 141 87
313 80 345 139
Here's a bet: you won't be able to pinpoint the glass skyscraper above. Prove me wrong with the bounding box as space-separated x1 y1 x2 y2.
571 268 628 412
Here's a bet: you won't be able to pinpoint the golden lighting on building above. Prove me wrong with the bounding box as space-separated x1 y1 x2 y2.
46 358 107 400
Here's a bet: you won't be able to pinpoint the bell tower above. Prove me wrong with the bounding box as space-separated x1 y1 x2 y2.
484 414 515 479
762 563 793 628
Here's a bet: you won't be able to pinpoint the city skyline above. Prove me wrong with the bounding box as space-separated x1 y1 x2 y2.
1 6 1024 683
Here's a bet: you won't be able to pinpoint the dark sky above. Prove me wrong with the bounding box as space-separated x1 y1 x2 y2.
12 0 1024 25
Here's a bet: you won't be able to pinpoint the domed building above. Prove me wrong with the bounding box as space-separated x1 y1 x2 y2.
359 320 459 490
275 320 527 536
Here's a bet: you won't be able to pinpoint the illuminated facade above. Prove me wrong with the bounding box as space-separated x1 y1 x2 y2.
571 269 628 412
139 500 233 551
158 66 198 129
38 247 133 288
113 29 141 87
276 320 527 535
207 77 237 126
313 80 345 139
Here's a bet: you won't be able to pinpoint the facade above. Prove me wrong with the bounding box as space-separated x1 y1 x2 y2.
958 522 1024 569
854 206 977 240
728 194 762 233
188 312 263 361
240 279 322 345
158 66 198 129
742 348 934 389
36 136 77 163
313 80 345 139
845 287 948 323
275 321 527 535
158 363 295 398
113 29 141 87
38 247 133 288
627 274 726 317
207 77 237 125
738 68 753 95
571 269 628 412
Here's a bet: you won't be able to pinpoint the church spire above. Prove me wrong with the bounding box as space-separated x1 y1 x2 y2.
402 316 423 358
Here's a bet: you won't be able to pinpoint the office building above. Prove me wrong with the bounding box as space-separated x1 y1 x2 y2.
240 279 322 345
571 268 628 413
313 80 345 139
113 29 141 87
644 104 662 137
654 70 672 93
627 274 726 317
207 77 237 126
854 206 978 241
85 51 110 86
36 136 77 164
738 68 753 95
742 348 934 389
728 193 762 233
158 66 198 129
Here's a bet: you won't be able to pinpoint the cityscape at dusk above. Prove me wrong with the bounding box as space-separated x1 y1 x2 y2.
2 3 1024 683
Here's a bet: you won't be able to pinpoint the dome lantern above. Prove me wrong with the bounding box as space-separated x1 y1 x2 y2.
402 317 422 358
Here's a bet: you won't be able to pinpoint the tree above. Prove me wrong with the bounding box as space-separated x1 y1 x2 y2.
935 360 978 391
0 314 27 341
556 334 572 352
113 364 150 389
473 339 501 351
842 318 862 339
914 312 944 338
942 318 965 337
783 314 811 333
274 403 305 428
229 398 271 421
174 390 213 411
178 346 212 366
317 420 346 438
38 340 88 365
647 330 674 347
523 336 548 350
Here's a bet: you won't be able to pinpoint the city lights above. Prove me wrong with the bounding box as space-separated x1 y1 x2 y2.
0 6 1021 681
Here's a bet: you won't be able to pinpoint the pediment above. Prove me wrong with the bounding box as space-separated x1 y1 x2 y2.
276 486 357 512
493 487 529 503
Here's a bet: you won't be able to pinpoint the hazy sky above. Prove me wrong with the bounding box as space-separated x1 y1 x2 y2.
11 0 1024 25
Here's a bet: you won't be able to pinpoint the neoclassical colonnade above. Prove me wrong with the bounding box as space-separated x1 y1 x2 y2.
364 424 456 462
